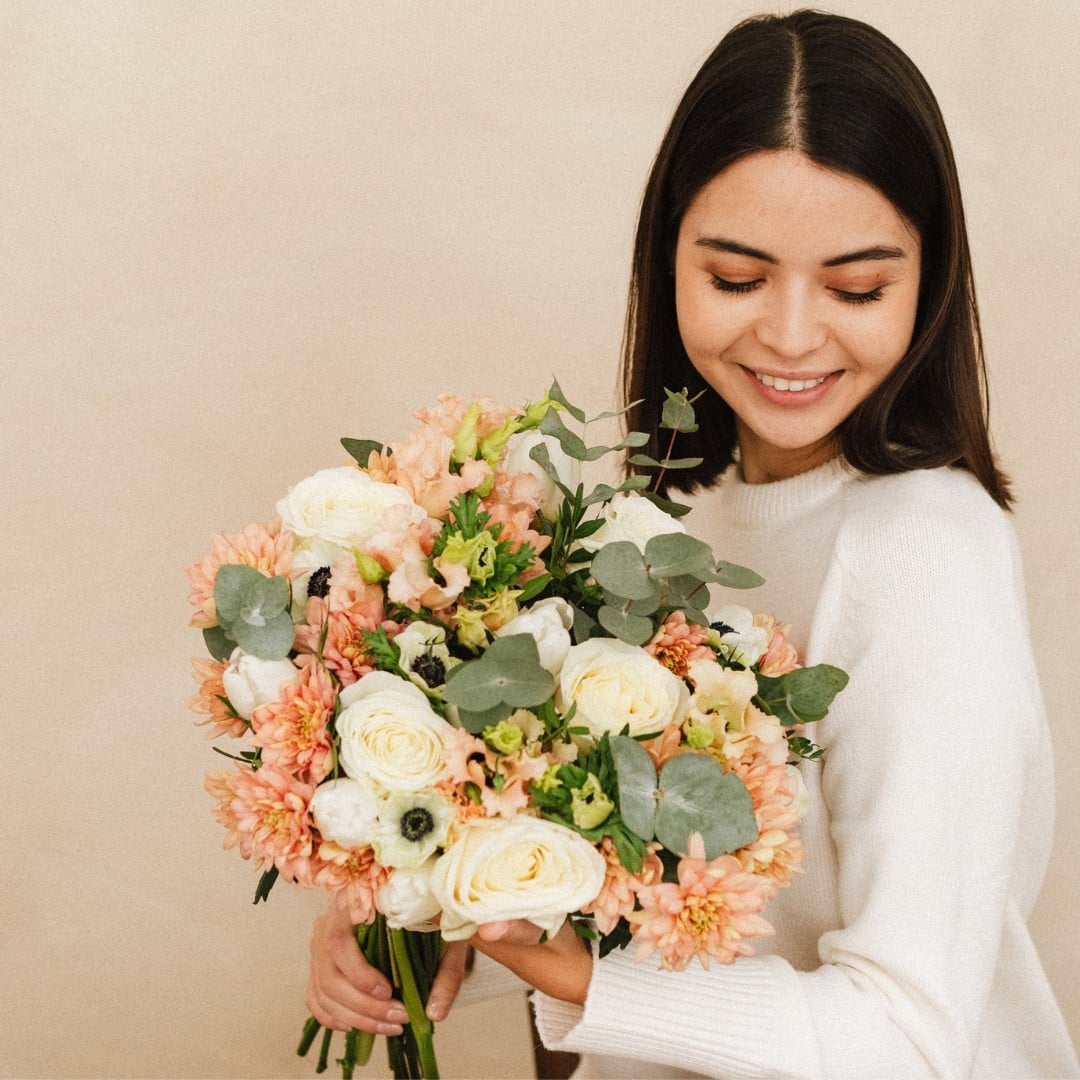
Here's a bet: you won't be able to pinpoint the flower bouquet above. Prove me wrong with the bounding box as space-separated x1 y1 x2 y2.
185 382 847 1078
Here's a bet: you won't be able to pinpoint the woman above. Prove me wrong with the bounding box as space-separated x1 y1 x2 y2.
308 12 1077 1077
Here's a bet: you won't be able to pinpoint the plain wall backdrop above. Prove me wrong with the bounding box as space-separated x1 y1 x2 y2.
2 2 1077 1077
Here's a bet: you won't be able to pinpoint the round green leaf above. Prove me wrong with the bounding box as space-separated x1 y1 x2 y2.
654 754 758 859
591 541 651 599
231 609 296 660
713 561 766 589
644 533 716 579
442 634 555 711
609 735 658 840
202 625 237 662
597 605 656 646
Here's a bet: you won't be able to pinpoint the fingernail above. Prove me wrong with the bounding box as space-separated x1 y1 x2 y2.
387 1007 409 1024
426 997 446 1022
370 983 391 1000
377 1022 404 1036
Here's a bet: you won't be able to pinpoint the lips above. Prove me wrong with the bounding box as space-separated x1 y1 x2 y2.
742 366 842 404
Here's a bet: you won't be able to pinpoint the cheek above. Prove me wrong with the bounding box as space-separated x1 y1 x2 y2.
675 286 743 367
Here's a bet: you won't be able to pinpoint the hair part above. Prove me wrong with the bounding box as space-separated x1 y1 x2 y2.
622 10 1012 508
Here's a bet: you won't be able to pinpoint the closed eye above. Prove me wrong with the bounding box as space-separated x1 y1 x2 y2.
831 286 884 305
710 275 762 295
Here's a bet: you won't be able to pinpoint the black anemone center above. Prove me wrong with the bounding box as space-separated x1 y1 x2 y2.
710 620 735 636
307 566 332 598
411 653 447 687
400 807 435 842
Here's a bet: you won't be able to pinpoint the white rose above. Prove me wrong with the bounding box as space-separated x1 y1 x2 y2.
336 671 452 791
377 861 443 931
221 648 299 721
558 638 689 739
578 492 685 554
707 603 768 667
276 466 425 550
494 597 574 675
429 816 606 941
787 764 810 820
309 776 383 849
502 431 579 519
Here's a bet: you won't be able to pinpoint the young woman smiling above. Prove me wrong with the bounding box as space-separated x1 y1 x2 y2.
307 11 1077 1077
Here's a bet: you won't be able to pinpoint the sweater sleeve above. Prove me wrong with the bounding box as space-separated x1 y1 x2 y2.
533 472 1048 1078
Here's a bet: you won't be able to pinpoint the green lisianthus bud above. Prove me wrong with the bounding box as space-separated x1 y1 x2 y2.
455 607 489 651
684 718 715 750
441 530 498 585
451 401 484 467
482 719 525 755
354 552 388 584
477 417 523 470
571 773 614 830
520 394 560 430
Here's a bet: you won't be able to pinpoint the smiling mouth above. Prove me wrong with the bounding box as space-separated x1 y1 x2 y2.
752 371 831 392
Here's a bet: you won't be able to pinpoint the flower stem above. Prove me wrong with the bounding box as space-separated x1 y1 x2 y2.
389 929 440 1078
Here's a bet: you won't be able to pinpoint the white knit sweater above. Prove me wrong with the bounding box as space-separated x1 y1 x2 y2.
533 460 1078 1079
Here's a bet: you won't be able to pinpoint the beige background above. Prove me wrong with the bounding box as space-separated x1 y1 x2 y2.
2 2 1077 1077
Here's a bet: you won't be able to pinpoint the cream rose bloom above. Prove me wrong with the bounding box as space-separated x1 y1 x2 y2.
377 861 443 931
430 816 606 941
221 648 299 721
494 597 574 675
276 466 425 551
336 672 452 791
558 638 689 739
308 776 383 850
577 491 685 554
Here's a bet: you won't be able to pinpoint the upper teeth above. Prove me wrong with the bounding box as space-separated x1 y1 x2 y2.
755 372 828 392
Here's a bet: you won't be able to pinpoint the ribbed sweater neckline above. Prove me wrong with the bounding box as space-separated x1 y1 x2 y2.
717 456 856 527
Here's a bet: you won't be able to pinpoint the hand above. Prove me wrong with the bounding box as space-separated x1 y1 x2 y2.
306 891 469 1033
470 918 593 1006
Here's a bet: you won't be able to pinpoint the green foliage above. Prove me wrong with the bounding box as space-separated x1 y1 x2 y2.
360 626 403 675
609 734 758 860
213 564 294 660
340 437 386 465
442 634 555 732
754 664 849 727
253 866 279 904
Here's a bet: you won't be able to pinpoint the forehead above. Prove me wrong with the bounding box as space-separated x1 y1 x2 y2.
679 149 920 260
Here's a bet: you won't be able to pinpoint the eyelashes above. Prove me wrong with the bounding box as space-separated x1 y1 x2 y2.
708 275 885 305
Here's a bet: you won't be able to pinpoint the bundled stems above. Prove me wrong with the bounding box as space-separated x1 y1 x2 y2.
297 916 441 1079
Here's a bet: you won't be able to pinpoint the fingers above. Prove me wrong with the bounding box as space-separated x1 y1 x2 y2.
426 941 470 1022
474 919 547 946
306 910 408 1035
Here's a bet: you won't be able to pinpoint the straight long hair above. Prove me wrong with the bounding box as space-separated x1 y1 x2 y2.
623 10 1011 508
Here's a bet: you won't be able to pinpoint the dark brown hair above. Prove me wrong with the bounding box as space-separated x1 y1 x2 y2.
623 10 1011 508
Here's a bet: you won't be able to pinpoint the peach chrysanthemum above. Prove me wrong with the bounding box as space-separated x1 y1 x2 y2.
731 755 805 886
189 657 248 739
628 833 775 971
251 660 336 782
294 596 391 687
580 838 664 935
223 762 316 884
753 613 801 677
313 841 388 926
646 612 713 678
186 520 294 629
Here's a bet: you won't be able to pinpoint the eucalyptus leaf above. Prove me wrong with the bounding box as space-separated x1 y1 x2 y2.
214 564 267 625
230 609 296 660
547 378 587 423
617 475 652 491
590 542 652 600
455 700 514 735
540 408 590 461
597 605 656 645
609 735 658 840
340 437 386 465
443 634 555 711
660 391 699 433
641 491 693 518
713 560 766 589
571 604 597 641
644 532 716 579
654 754 758 859
628 455 704 470
754 664 849 726
612 432 651 449
203 625 237 662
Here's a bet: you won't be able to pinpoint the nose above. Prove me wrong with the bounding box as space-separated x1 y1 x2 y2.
754 283 827 360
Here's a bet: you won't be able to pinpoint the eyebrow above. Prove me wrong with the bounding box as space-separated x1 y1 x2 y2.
694 237 908 267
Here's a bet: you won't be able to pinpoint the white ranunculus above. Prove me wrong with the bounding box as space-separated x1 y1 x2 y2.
336 671 452 791
577 491 685 554
493 597 574 675
502 430 579 519
309 776 383 849
558 637 689 739
394 621 458 692
276 466 425 550
375 789 457 870
377 861 443 931
430 816 606 941
221 648 299 721
708 603 769 667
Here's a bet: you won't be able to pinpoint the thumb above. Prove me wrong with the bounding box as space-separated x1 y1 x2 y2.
425 940 469 1022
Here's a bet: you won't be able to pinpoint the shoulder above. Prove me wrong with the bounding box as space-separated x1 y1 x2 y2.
836 466 1016 579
